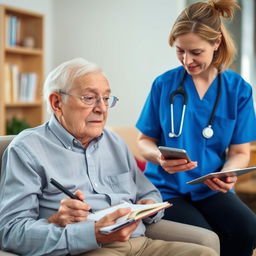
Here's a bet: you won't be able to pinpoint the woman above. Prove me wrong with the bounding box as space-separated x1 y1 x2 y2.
136 1 256 256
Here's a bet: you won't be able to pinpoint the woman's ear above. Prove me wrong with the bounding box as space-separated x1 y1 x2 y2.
215 34 222 50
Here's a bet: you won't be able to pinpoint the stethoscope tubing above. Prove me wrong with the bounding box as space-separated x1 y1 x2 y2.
170 103 186 137
207 73 222 127
169 68 222 139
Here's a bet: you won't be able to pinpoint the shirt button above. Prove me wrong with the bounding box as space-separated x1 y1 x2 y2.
68 146 71 150
95 183 98 187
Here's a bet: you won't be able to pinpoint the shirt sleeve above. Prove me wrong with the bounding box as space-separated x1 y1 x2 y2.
0 144 100 255
230 81 256 144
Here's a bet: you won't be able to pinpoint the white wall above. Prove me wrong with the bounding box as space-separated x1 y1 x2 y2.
1 0 185 126
2 1 255 126
241 0 256 105
51 0 184 126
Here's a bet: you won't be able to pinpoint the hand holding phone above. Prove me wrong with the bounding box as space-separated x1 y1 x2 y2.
158 146 191 162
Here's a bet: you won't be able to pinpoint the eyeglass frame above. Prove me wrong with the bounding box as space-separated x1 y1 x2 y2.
58 90 119 108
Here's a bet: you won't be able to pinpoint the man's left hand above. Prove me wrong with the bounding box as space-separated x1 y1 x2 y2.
136 199 156 205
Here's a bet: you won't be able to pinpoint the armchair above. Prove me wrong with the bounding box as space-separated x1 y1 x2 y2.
0 136 17 255
0 135 219 255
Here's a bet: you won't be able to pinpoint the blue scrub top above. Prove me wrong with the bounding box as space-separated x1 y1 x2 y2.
136 66 256 201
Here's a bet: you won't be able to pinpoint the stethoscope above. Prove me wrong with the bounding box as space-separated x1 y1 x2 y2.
169 69 222 139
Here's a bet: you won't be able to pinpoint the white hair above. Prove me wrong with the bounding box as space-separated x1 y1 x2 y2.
43 58 101 113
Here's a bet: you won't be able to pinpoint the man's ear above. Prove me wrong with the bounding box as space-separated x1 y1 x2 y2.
49 93 62 115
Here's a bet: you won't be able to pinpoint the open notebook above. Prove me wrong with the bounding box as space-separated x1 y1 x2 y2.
88 201 172 234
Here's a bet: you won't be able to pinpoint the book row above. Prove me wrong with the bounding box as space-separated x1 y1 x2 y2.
4 64 38 103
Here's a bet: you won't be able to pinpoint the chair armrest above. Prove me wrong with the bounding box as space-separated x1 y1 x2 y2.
145 219 220 254
0 251 18 256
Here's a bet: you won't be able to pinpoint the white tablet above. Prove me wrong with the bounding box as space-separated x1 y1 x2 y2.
187 166 256 185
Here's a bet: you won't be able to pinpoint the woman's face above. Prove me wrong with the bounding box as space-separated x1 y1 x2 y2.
174 32 221 76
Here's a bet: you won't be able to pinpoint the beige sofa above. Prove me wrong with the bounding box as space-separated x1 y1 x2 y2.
0 135 220 255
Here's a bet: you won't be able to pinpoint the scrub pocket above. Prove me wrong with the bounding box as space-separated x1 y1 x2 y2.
205 115 235 151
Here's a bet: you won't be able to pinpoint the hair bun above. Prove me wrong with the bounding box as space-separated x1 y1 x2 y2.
208 0 240 19
208 1 215 8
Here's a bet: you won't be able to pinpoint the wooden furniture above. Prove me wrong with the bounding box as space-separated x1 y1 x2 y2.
0 135 17 256
236 143 256 187
0 5 44 135
235 143 256 213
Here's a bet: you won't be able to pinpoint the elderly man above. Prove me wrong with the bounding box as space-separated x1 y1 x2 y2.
0 58 218 256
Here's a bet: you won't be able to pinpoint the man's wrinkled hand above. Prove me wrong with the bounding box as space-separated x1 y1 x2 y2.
48 190 91 226
136 199 155 205
95 208 140 244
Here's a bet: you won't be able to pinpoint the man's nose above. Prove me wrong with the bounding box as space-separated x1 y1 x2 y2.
93 98 107 111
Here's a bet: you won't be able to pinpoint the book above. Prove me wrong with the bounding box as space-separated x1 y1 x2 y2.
10 64 19 102
10 16 17 47
187 166 256 185
88 201 172 234
19 73 28 102
16 18 21 46
19 72 38 102
5 15 11 46
4 64 12 103
26 73 37 102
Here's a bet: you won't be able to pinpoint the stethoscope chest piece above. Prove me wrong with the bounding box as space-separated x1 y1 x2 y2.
202 125 214 139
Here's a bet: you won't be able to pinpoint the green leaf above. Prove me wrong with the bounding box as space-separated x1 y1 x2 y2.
6 117 31 135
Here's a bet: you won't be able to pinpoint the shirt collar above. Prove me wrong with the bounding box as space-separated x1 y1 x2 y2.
48 115 104 150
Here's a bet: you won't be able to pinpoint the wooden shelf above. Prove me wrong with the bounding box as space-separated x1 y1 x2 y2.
5 46 43 55
6 102 42 107
0 5 44 135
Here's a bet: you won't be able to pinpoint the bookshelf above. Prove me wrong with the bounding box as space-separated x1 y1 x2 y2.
0 5 44 135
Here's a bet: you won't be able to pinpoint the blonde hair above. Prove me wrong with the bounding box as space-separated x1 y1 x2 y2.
169 0 240 71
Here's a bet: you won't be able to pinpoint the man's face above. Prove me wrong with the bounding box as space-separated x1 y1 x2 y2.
55 72 110 147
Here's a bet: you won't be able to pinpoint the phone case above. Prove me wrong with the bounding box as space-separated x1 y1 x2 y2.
158 146 191 162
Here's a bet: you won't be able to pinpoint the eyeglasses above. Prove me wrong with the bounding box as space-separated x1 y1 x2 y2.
59 91 119 108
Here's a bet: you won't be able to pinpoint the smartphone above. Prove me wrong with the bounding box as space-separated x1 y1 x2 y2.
158 146 191 162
